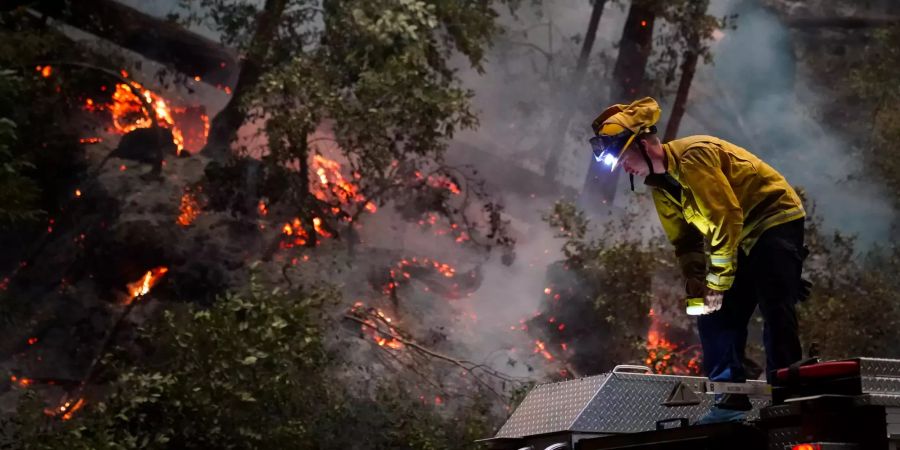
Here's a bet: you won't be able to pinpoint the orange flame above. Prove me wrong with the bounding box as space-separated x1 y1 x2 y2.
126 267 169 303
36 65 52 78
280 155 378 250
351 302 404 350
43 397 86 421
645 317 701 375
311 155 376 213
533 339 554 361
257 199 268 216
83 74 209 155
176 190 200 227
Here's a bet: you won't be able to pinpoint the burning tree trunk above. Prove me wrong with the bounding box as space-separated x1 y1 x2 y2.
203 0 287 160
543 0 609 182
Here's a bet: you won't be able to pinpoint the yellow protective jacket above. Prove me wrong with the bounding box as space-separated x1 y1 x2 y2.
647 135 805 291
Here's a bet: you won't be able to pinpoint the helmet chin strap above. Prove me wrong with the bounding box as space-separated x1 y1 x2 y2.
629 136 656 192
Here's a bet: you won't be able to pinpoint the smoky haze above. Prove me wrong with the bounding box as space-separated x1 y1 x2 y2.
104 0 895 383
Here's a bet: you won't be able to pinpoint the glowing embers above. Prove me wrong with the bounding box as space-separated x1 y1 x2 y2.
126 267 169 303
35 65 52 78
9 375 33 388
380 257 474 300
533 339 554 361
45 397 86 421
176 188 201 227
350 302 404 350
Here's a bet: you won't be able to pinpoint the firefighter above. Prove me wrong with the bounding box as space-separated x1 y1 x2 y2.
590 97 808 424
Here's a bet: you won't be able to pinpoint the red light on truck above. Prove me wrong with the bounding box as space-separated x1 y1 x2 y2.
792 444 822 450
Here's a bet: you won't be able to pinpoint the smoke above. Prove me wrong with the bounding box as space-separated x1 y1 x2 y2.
684 0 894 246
58 0 894 391
440 0 897 379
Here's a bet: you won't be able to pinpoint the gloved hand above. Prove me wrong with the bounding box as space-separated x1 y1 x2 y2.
703 288 724 314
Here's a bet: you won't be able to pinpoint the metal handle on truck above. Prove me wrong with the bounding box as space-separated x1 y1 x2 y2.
612 365 653 374
655 417 689 430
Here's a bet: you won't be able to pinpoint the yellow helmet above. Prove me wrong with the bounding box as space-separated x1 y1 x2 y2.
589 97 662 170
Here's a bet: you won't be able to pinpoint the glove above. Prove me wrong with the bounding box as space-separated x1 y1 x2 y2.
702 287 724 315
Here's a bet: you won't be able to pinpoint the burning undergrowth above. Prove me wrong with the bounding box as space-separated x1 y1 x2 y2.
532 202 704 376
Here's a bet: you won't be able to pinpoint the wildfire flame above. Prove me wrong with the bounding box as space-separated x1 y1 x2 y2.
125 267 169 303
44 397 86 421
533 339 554 361
645 311 701 375
82 72 209 155
351 302 404 350
177 190 201 227
312 155 376 213
111 82 187 153
280 155 377 248
382 257 458 296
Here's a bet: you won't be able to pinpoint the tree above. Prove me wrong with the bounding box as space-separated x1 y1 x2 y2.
187 0 516 252
661 0 723 142
797 208 900 359
850 25 900 207
0 21 91 231
541 200 679 374
542 0 609 182
578 1 732 207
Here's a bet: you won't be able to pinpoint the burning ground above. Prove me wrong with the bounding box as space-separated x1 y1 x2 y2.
0 1 779 445
0 59 700 432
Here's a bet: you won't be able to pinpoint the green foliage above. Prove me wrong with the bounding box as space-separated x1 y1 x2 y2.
798 214 900 359
8 275 495 449
850 25 900 204
184 0 515 251
646 0 737 95
0 112 41 226
544 201 667 371
0 23 90 229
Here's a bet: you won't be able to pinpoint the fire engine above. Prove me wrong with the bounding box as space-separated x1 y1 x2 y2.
483 358 900 449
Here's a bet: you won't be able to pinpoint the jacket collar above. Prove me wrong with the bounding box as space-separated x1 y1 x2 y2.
644 143 683 200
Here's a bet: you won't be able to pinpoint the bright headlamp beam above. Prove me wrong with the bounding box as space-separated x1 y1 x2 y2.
601 153 618 168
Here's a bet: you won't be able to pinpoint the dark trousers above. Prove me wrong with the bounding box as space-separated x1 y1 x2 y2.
698 219 805 384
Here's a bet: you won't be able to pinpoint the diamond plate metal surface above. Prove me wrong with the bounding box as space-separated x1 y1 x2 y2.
854 394 900 407
859 358 900 378
495 374 609 438
760 403 800 419
570 373 766 433
862 376 900 395
767 427 804 449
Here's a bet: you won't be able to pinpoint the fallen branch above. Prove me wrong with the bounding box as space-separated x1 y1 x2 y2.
343 313 528 405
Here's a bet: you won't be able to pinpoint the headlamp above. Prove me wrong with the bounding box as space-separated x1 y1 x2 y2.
589 130 634 171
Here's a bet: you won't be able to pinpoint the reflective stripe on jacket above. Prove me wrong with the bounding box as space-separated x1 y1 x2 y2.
649 135 805 291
